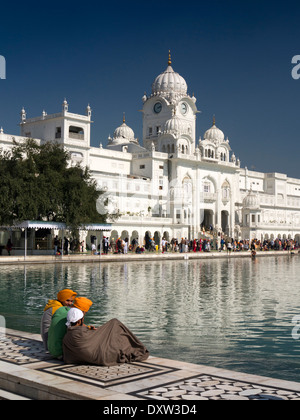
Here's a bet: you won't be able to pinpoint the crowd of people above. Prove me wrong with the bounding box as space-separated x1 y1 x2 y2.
88 236 299 255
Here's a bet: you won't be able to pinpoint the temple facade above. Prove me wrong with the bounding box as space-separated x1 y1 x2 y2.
1 53 300 252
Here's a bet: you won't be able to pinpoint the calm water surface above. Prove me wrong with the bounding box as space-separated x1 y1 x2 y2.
1 256 300 382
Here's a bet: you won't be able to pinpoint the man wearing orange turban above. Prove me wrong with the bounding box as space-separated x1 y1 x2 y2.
73 297 93 314
41 289 77 350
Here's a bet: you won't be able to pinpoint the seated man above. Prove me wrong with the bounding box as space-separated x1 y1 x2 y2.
40 289 77 350
63 308 149 366
47 297 93 359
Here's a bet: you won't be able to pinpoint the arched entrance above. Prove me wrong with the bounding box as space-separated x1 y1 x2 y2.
202 210 214 230
130 231 139 250
121 230 129 240
110 230 118 241
144 231 152 250
163 231 170 241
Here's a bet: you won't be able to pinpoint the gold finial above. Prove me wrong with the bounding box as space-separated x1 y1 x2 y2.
213 115 216 126
123 112 126 123
168 50 172 66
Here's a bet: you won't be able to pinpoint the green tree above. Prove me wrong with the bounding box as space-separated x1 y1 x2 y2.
0 139 109 231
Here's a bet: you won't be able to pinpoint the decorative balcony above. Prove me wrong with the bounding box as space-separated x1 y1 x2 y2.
203 192 217 202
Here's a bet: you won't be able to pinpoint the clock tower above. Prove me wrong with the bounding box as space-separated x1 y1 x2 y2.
142 52 198 155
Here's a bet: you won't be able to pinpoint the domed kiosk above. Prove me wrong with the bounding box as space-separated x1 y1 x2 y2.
107 116 145 153
242 189 262 240
200 117 233 163
204 119 225 144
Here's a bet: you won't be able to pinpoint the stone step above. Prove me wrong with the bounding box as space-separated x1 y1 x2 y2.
0 387 32 400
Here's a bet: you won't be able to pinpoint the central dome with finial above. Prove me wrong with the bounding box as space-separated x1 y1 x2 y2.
152 51 188 97
108 114 138 145
204 116 225 144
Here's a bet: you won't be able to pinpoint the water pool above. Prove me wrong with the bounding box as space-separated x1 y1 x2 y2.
1 256 300 382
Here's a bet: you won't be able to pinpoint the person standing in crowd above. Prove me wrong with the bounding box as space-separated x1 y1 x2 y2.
53 236 59 255
161 237 167 253
6 238 12 256
124 238 128 254
102 236 109 254
64 237 69 255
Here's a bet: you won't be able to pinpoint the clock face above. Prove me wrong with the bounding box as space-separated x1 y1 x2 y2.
180 102 188 115
154 102 162 114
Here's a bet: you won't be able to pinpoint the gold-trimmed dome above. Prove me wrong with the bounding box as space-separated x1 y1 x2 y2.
109 115 138 145
204 117 225 144
152 52 188 96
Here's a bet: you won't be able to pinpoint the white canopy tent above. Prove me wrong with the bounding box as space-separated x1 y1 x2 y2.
7 220 112 259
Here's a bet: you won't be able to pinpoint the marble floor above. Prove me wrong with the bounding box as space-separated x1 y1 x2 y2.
1 329 300 400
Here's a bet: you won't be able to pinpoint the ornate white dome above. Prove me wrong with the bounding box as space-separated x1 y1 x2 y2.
204 118 225 144
243 190 260 209
152 52 187 97
164 114 183 134
114 123 134 141
109 116 137 145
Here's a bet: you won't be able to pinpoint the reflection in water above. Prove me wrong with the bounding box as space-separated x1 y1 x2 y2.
1 256 300 382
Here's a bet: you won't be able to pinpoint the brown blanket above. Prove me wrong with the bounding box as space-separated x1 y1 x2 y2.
62 318 149 366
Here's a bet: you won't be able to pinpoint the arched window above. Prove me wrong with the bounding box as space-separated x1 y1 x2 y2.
222 181 230 200
202 177 216 195
183 177 193 205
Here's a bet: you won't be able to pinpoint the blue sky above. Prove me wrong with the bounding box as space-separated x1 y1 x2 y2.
0 0 300 177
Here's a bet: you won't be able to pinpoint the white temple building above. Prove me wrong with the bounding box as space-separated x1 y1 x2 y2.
1 52 300 251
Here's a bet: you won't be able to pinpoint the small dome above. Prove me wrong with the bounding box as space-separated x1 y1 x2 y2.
113 123 135 142
243 190 260 209
204 118 225 144
109 116 137 145
152 52 187 96
164 115 183 134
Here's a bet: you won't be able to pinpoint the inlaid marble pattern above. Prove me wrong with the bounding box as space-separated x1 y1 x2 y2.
0 334 53 365
40 361 177 387
133 374 300 401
